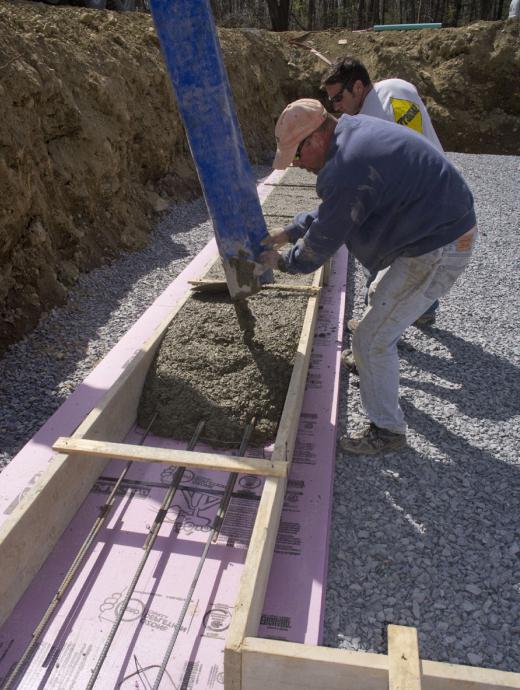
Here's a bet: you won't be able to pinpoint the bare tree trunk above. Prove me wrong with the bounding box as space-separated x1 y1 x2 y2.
453 0 462 25
307 0 315 28
357 0 366 27
265 0 290 29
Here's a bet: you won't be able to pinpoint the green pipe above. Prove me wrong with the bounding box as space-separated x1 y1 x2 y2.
373 22 442 30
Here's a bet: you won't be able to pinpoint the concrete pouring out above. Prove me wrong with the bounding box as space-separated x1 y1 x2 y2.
138 266 313 446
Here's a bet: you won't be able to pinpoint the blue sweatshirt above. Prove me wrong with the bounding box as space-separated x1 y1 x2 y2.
281 115 476 274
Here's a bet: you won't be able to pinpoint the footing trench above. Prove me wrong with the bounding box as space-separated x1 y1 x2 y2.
0 168 347 689
0 170 518 690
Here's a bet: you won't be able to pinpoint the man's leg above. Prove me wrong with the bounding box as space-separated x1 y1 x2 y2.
413 298 439 327
341 227 477 455
350 263 439 333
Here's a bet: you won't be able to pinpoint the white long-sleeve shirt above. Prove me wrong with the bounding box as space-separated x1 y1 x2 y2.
509 0 520 18
360 78 444 152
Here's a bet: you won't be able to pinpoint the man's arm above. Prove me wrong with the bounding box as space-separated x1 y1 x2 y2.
261 209 320 251
280 188 354 274
284 209 319 242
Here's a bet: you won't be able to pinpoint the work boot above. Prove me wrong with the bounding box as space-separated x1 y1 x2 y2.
413 313 436 328
340 423 407 455
346 318 359 334
341 348 358 375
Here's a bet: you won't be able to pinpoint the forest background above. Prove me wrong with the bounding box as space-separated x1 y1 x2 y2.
210 0 514 31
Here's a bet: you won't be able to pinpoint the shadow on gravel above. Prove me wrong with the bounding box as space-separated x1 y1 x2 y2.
325 397 520 670
398 327 520 420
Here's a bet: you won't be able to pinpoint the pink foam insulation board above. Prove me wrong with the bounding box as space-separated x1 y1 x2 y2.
0 171 347 689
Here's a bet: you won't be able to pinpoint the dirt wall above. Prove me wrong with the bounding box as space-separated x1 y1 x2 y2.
0 0 518 353
0 2 289 351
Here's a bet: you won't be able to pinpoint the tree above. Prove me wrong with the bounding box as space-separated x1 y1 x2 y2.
266 0 291 29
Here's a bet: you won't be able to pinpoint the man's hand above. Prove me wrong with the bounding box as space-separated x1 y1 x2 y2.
258 249 282 269
261 227 289 249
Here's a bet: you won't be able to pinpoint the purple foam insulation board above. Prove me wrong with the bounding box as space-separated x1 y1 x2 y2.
0 171 284 525
0 446 259 689
0 246 347 688
260 247 347 645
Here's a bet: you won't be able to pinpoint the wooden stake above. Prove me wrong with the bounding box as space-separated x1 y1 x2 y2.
388 625 422 690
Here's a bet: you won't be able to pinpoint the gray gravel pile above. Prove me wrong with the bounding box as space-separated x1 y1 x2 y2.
325 153 520 672
1 156 518 673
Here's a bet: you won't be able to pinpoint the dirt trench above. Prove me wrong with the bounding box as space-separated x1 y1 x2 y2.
0 1 519 353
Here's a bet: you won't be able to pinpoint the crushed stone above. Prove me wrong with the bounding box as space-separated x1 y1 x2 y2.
1 155 519 672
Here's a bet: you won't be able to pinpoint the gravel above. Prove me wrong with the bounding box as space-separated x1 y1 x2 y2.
324 153 520 672
1 155 519 672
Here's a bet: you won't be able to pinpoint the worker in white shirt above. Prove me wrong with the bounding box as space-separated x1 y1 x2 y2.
322 57 443 331
322 56 443 152
509 0 520 18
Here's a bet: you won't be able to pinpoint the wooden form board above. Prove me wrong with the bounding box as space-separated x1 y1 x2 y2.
225 268 323 688
234 636 520 690
388 624 422 690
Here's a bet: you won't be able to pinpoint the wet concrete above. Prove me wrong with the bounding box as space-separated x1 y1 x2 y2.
138 169 320 447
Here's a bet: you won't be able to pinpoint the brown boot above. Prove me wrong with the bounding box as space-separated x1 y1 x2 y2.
340 423 407 455
341 348 358 375
346 318 359 334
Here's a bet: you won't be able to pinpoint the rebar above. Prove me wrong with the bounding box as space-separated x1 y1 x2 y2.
1 413 158 690
151 418 256 690
85 421 205 690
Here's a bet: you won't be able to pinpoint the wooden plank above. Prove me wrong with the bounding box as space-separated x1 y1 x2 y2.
271 267 323 466
189 279 321 294
322 258 332 286
241 637 388 690
421 659 520 690
52 437 287 478
237 637 520 690
388 625 422 690
225 477 287 690
0 283 204 628
225 267 324 690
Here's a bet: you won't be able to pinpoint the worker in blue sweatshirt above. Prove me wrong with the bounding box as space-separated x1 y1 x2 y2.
260 99 477 456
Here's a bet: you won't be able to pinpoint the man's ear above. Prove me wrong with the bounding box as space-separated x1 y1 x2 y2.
352 79 365 98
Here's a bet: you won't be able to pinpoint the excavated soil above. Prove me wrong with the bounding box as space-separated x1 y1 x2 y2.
0 0 519 352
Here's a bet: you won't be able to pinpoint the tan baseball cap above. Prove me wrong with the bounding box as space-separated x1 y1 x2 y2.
273 99 327 170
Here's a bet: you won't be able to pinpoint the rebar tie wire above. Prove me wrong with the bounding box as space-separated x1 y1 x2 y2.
1 412 159 690
151 417 256 690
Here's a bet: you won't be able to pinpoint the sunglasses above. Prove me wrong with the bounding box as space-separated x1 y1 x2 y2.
294 135 310 161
